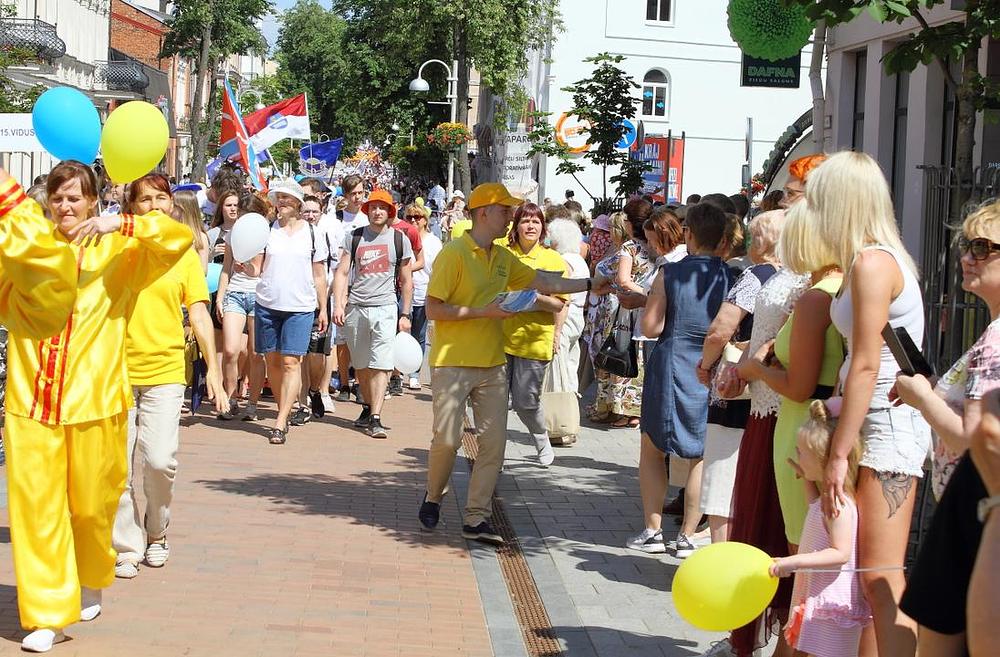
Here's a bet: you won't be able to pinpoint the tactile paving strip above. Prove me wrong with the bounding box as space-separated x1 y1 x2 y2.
462 429 564 657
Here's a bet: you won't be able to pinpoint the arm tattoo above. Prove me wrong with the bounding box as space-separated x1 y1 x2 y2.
875 472 913 518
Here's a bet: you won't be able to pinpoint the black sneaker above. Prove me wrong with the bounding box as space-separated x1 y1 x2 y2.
335 387 352 403
309 389 325 418
461 521 504 545
388 376 404 396
289 407 311 426
351 382 362 404
217 400 237 421
367 415 388 439
418 493 440 530
662 488 685 516
353 405 372 428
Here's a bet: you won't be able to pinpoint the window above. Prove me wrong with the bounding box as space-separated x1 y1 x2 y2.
646 0 672 23
852 50 867 150
641 69 669 119
891 70 909 221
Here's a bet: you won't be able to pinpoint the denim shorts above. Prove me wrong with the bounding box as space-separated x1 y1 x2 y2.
222 290 256 317
860 382 932 477
253 303 313 356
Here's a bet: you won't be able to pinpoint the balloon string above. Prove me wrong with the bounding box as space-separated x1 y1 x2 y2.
796 566 907 573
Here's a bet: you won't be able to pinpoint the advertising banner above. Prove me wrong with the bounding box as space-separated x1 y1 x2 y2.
0 114 43 152
633 135 684 204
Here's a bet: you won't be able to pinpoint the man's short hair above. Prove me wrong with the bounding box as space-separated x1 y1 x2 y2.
342 174 364 194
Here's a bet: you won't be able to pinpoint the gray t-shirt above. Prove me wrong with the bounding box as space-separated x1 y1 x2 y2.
344 225 413 306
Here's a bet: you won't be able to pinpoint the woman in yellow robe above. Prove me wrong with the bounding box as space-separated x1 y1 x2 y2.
3 161 192 652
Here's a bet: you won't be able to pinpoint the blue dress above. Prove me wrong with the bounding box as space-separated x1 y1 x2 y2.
640 255 733 458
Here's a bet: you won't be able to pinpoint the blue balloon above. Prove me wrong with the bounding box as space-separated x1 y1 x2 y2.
32 87 101 163
207 262 223 294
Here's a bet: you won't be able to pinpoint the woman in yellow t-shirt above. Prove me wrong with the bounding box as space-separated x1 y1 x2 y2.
4 161 192 652
503 203 567 467
112 174 226 581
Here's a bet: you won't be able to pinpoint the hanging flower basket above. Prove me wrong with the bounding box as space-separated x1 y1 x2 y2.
728 0 813 62
427 122 474 151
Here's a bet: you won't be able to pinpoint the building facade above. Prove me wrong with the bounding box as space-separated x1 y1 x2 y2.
529 0 817 205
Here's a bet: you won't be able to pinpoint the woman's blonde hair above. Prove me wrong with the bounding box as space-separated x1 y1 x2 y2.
608 211 629 244
750 209 786 265
801 151 917 277
778 204 815 274
962 199 1000 242
799 400 861 493
173 190 208 258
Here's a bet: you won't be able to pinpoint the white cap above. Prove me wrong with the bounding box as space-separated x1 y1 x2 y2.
452 189 465 199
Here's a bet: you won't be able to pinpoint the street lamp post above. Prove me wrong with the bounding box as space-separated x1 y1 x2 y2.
409 59 459 198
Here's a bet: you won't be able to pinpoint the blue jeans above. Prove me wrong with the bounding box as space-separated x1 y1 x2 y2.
253 303 313 356
410 305 428 376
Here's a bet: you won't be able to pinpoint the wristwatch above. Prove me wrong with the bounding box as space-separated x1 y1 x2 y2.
400 312 411 319
977 495 1000 523
586 278 593 291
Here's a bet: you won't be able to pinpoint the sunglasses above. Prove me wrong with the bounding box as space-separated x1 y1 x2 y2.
957 236 1000 261
404 214 424 220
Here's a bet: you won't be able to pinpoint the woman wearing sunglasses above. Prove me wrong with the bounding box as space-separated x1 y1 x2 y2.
890 199 1000 657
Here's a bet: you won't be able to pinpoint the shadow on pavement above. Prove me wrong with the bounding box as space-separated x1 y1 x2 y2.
543 625 703 657
565 545 678 592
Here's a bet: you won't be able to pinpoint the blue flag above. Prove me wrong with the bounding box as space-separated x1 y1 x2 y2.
299 138 343 177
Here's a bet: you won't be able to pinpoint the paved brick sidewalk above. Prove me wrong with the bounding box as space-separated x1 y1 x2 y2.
0 389 492 657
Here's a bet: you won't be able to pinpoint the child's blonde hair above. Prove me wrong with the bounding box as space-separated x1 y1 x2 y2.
798 400 861 492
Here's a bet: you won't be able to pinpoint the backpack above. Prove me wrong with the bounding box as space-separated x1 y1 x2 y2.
349 226 404 291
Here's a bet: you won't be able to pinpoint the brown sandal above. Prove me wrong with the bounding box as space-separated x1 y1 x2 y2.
612 417 640 428
268 426 287 445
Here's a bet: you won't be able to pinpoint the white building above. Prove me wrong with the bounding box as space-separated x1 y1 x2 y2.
533 0 818 205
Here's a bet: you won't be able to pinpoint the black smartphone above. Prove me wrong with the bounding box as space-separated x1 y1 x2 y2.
882 324 935 378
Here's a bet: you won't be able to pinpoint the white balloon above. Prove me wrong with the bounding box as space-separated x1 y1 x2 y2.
230 213 270 263
393 332 424 374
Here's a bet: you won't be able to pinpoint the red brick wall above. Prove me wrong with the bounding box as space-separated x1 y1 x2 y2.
110 0 168 71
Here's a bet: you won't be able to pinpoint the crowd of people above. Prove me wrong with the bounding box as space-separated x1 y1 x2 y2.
0 147 995 657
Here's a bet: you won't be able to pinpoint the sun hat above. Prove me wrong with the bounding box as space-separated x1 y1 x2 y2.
467 182 523 210
593 213 611 231
452 189 465 199
361 188 397 219
267 178 305 204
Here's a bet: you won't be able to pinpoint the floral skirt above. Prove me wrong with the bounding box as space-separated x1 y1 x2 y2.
593 341 645 418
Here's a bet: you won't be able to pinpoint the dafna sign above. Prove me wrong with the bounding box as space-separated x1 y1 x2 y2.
740 52 802 89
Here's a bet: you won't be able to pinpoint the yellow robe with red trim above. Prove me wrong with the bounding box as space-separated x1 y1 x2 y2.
0 178 78 339
4 191 193 425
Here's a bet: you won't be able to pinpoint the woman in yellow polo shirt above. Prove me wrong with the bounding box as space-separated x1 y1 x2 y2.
503 203 567 467
3 161 192 652
112 174 226 580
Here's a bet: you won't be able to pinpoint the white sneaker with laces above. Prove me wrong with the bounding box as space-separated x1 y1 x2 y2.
21 629 66 653
145 538 170 567
407 376 421 390
625 528 666 553
699 639 736 656
321 393 335 413
80 587 101 621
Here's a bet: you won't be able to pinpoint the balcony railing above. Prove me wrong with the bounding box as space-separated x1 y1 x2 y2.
94 49 149 93
0 18 67 63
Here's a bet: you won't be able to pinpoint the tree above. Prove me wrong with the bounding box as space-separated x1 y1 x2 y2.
527 53 651 213
787 0 1000 217
160 0 272 182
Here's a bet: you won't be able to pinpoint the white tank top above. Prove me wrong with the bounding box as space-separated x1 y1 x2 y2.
830 245 924 396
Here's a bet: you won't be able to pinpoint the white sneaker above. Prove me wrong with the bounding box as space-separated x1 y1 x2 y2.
407 376 421 390
321 393 336 413
674 533 705 559
21 629 65 653
534 434 554 467
114 560 138 579
145 538 170 567
625 528 666 553
80 587 101 621
699 639 736 656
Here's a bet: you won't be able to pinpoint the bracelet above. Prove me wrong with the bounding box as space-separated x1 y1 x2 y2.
400 312 411 319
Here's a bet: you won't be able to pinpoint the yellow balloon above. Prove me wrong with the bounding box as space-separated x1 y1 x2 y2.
101 101 168 184
672 542 779 632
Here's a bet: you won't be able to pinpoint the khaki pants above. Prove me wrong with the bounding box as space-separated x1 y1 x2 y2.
426 365 508 526
5 412 128 630
113 383 185 564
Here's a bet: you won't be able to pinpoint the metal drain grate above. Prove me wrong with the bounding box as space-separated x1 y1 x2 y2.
462 429 563 657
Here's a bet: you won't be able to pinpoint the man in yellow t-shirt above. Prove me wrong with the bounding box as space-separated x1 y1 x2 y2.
418 183 597 545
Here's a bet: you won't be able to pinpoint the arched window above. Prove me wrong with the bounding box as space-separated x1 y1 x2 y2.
641 69 669 119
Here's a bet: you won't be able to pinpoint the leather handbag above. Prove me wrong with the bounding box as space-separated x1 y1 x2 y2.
594 308 639 378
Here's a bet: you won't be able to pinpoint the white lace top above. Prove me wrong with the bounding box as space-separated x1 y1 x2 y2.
748 268 812 417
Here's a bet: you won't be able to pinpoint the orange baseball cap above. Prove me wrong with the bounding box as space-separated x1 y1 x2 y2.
467 183 524 210
361 188 397 218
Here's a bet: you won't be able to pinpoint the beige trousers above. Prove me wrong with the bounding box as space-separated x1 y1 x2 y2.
426 365 508 526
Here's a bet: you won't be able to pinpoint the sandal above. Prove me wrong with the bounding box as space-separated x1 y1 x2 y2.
612 417 640 428
268 426 287 445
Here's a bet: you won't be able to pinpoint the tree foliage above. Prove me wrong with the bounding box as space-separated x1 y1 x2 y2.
0 4 44 112
527 53 650 211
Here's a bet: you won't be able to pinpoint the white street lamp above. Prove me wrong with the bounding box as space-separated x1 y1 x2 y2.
409 58 459 198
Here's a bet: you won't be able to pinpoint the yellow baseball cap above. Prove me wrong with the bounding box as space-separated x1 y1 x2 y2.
467 182 524 210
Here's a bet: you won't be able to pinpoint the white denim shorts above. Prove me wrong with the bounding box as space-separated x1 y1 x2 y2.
860 384 932 476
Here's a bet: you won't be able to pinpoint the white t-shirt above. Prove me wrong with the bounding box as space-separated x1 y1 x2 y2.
413 232 443 306
561 252 589 308
255 222 330 312
317 214 345 286
341 208 369 232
